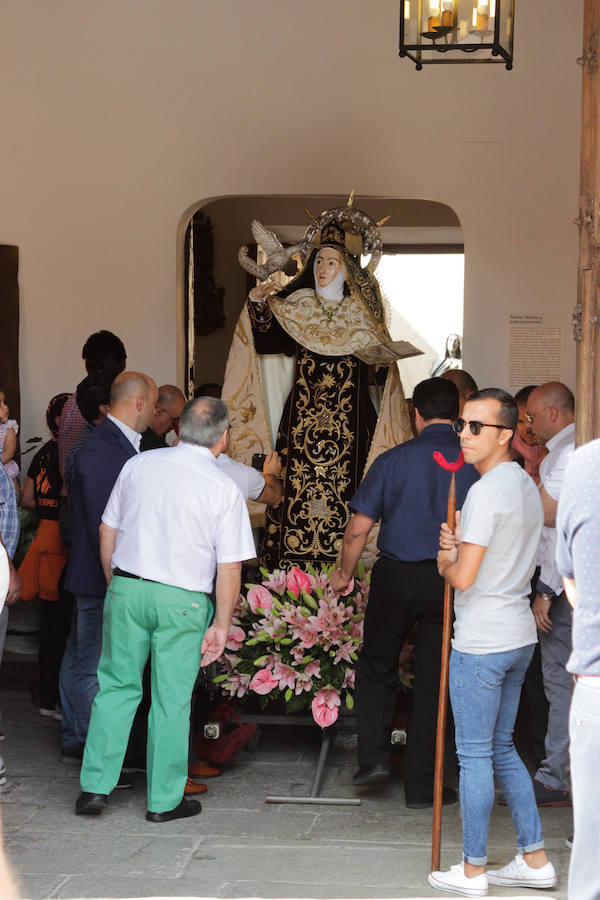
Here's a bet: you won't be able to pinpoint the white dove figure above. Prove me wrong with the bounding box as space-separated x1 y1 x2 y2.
238 220 306 281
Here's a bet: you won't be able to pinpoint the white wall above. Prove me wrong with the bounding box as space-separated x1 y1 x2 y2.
1 0 582 443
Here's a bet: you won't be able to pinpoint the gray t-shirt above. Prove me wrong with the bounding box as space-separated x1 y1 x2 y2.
453 461 543 654
556 438 600 675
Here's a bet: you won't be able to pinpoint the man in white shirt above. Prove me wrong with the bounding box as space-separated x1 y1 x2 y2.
526 382 575 806
429 388 555 897
216 450 283 506
75 397 255 823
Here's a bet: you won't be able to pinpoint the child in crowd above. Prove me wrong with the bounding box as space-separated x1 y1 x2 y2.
0 391 20 495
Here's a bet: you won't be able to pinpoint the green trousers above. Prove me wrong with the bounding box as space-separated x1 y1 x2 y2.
80 574 211 812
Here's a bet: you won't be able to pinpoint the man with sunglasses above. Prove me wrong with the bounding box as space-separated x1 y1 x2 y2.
524 382 575 809
140 384 186 451
430 388 556 897
331 377 478 806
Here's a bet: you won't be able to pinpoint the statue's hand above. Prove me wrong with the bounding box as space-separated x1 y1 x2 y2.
250 280 280 302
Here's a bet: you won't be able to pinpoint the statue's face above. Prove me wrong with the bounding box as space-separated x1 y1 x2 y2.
315 248 342 288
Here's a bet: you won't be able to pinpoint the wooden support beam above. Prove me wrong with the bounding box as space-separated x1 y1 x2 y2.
576 0 600 446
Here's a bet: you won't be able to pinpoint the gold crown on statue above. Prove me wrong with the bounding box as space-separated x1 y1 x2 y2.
303 192 389 271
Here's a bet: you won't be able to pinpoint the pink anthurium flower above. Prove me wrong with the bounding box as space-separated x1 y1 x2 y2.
247 584 274 614
311 686 341 728
225 625 246 651
250 668 279 695
286 567 312 598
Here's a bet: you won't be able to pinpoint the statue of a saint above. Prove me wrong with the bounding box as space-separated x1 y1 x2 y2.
222 202 420 570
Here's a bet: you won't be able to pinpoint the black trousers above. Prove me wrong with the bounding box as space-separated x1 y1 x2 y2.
355 556 445 801
38 568 74 711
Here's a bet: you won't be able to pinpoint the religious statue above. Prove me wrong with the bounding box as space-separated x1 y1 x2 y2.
222 200 421 570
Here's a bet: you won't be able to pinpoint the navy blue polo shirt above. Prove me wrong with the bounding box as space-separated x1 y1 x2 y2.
351 423 479 562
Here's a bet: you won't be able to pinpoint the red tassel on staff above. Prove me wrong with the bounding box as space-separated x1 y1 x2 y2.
431 451 464 872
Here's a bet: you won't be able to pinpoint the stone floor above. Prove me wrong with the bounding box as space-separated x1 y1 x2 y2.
0 687 572 900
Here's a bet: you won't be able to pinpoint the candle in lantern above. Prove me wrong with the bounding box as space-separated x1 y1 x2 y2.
404 0 410 17
441 0 453 28
476 1 490 31
459 18 468 39
429 0 440 30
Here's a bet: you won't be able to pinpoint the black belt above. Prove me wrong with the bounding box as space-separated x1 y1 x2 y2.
113 567 158 584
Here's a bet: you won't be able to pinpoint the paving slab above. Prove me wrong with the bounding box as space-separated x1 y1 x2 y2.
0 688 571 900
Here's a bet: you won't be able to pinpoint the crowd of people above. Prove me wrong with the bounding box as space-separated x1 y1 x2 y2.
0 328 595 897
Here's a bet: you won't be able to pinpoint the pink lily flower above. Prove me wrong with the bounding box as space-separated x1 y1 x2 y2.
262 569 287 594
273 662 296 690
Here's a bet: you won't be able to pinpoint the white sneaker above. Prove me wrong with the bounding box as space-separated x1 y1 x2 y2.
428 862 489 897
487 853 557 888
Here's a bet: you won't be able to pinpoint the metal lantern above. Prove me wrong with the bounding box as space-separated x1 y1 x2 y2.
399 0 515 69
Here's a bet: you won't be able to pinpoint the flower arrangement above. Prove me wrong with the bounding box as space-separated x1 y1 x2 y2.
214 564 414 727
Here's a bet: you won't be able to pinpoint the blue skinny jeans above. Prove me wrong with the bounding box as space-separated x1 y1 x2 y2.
450 644 545 865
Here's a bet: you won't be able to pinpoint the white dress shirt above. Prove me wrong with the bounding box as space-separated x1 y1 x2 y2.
107 413 141 453
102 442 256 591
538 422 575 595
216 454 265 501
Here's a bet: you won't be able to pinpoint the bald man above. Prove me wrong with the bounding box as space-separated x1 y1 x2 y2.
60 372 158 762
140 384 187 451
525 381 575 807
442 369 478 415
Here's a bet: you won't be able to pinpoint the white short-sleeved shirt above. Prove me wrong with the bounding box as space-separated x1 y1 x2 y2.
537 422 575 595
216 454 265 501
453 461 543 654
102 442 256 592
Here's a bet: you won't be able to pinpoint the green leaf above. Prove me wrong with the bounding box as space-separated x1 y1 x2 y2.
212 674 229 683
345 692 354 710
253 655 268 666
350 652 358 661
259 567 270 578
285 688 293 702
314 585 324 601
280 638 292 645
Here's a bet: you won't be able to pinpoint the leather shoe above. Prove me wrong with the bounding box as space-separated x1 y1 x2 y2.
184 777 207 796
146 798 202 823
405 786 458 809
189 760 221 778
75 792 107 815
353 765 390 787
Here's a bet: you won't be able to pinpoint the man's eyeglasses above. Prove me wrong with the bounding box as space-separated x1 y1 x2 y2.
453 419 508 436
525 406 551 425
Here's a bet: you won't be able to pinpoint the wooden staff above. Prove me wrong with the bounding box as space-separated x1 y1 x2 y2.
431 450 464 872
